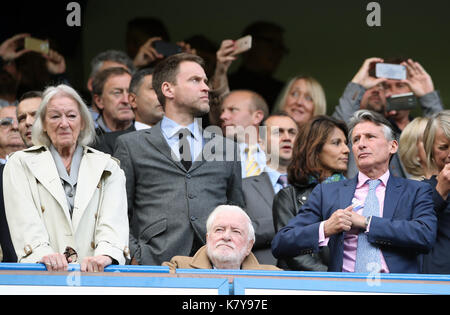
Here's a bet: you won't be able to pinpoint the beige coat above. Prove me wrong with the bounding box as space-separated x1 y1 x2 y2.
162 246 282 273
3 146 129 264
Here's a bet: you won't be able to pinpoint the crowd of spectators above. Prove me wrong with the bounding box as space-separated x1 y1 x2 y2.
0 17 449 276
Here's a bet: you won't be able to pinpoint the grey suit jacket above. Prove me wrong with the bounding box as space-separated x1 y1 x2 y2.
242 172 277 265
114 122 245 266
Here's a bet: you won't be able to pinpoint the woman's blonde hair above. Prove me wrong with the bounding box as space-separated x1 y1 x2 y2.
398 117 429 177
32 84 96 147
422 110 450 171
272 75 327 117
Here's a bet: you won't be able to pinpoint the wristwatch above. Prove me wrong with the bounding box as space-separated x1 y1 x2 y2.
364 216 372 231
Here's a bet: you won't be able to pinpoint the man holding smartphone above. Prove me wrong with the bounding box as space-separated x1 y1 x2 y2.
382 58 443 134
334 57 442 129
333 57 443 179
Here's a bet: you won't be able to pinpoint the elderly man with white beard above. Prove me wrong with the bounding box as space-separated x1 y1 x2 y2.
162 205 281 272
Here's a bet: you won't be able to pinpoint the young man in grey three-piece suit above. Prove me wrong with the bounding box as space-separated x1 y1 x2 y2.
114 53 245 266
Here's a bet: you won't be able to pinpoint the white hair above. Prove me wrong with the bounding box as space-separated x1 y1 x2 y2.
348 109 396 142
32 84 96 147
206 205 255 243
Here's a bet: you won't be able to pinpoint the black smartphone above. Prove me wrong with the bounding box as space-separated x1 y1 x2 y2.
386 92 418 111
153 41 182 57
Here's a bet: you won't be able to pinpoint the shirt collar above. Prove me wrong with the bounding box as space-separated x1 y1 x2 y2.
96 115 111 133
357 170 390 188
134 121 151 131
161 116 201 140
264 166 284 187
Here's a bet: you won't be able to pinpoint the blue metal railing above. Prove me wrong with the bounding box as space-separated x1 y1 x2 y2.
1 263 450 294
0 263 170 273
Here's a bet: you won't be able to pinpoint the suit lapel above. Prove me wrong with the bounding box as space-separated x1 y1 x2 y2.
339 177 358 210
382 175 402 220
71 147 109 230
145 122 186 171
185 128 225 173
250 173 275 207
23 148 72 225
189 135 214 173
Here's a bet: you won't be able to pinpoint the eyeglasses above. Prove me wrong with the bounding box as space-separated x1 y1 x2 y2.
0 117 14 127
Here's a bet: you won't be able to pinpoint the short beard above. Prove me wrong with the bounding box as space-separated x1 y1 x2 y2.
206 241 247 269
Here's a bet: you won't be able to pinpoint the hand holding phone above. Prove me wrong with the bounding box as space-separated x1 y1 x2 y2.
133 37 164 68
375 63 407 80
231 35 252 56
351 57 386 90
24 37 50 55
386 92 418 112
153 41 182 57
400 59 435 97
0 33 31 61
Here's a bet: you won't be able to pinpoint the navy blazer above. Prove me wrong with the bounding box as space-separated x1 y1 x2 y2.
272 175 437 273
422 176 450 274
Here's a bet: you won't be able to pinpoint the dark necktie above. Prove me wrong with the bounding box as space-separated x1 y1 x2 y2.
277 174 289 188
178 128 192 171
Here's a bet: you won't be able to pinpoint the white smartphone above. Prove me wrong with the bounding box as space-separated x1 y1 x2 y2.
232 35 252 55
375 63 406 80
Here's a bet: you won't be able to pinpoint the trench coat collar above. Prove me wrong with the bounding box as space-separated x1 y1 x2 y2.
22 146 113 231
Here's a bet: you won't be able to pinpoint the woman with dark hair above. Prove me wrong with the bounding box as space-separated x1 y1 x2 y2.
272 115 349 271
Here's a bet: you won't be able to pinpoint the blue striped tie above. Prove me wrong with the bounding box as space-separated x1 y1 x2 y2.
354 179 381 273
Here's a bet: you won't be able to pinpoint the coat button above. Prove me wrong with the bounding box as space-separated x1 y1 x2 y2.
123 246 130 258
41 206 45 213
24 245 33 256
91 242 96 249
190 216 197 221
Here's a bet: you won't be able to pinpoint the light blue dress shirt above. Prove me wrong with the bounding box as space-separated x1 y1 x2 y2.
264 166 287 194
160 116 203 163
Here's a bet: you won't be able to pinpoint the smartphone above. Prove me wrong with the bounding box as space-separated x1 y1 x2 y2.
376 63 407 80
24 37 49 55
153 41 182 57
232 35 252 55
386 92 418 112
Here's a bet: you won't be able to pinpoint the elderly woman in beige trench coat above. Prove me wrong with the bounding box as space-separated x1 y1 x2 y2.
3 84 129 272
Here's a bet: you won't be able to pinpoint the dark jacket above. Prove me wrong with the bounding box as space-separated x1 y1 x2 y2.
114 123 245 266
272 183 329 271
93 123 137 155
422 175 450 274
0 164 17 262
